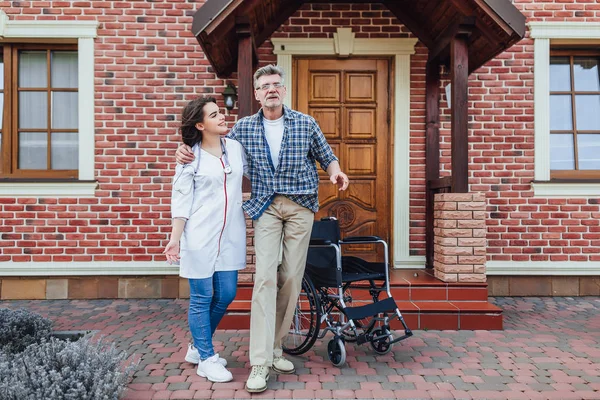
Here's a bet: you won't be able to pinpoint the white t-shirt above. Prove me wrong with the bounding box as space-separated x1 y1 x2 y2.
263 115 284 169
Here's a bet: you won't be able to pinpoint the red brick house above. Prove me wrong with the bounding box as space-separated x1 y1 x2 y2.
0 0 599 318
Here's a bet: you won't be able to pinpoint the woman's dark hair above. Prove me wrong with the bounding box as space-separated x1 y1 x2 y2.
180 96 217 147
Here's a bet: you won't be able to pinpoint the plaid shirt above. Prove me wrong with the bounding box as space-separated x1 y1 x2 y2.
228 105 338 219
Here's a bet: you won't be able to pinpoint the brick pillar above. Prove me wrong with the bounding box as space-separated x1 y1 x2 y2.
433 192 487 283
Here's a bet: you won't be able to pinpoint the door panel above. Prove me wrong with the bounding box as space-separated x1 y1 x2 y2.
295 58 391 262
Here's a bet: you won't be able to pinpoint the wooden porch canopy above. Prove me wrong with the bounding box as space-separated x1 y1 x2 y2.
192 0 526 268
192 0 525 115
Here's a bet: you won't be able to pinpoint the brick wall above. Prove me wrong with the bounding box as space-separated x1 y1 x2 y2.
1 1 599 278
455 0 600 263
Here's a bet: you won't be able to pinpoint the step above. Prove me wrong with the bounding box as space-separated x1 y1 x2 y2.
218 300 502 331
222 269 502 331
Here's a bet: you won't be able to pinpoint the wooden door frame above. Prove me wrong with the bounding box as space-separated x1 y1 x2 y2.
272 31 423 268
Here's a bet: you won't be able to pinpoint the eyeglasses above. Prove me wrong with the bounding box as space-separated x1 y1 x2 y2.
256 82 284 91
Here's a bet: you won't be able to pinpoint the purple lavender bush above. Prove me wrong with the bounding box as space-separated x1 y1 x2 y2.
0 308 52 354
0 309 138 399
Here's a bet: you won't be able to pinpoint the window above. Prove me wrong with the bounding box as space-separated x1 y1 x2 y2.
549 51 600 179
531 22 600 197
1 44 79 179
0 13 97 196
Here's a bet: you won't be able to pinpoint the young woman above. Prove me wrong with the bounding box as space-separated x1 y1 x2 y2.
164 96 246 383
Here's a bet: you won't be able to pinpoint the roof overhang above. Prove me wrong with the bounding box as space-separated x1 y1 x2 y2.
192 0 526 77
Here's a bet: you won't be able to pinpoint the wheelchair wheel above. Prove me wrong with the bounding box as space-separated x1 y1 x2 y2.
327 337 346 367
283 275 321 355
370 328 393 355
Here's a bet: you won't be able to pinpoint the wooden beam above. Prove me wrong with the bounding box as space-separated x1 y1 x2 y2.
237 20 254 194
425 58 441 269
253 0 304 49
450 29 471 193
383 0 434 49
306 0 382 2
428 176 452 190
236 21 254 119
428 16 476 64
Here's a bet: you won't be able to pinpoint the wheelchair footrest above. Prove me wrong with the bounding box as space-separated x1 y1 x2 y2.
389 328 413 344
343 297 398 321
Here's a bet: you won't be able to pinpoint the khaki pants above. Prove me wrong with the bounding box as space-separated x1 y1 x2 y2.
249 195 314 367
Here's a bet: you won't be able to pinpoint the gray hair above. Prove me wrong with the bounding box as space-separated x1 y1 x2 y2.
253 64 285 89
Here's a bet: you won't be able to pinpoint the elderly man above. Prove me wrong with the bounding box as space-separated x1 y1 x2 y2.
176 64 349 393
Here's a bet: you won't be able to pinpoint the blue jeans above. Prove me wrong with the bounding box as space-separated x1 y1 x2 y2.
188 270 238 360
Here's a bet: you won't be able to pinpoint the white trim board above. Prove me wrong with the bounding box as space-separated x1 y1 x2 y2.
0 10 98 197
0 262 179 277
0 182 97 197
272 31 422 269
532 182 600 197
487 261 600 276
3 260 598 277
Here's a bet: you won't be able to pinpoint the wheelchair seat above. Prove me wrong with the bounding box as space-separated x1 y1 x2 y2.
305 218 387 287
306 261 385 287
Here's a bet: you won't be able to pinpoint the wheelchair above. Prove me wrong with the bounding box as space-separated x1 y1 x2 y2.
282 217 413 367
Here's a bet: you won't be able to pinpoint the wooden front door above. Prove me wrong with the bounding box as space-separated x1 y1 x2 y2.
295 58 391 261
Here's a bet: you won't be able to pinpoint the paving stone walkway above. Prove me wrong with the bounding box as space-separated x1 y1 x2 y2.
3 297 599 399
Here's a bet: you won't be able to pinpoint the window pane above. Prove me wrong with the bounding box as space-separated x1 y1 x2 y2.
51 51 78 88
550 57 571 92
573 57 600 92
19 132 47 169
19 51 47 88
51 132 78 170
550 95 573 130
575 95 600 131
0 53 3 126
52 92 78 129
0 52 4 90
578 134 600 170
550 133 575 170
19 92 47 129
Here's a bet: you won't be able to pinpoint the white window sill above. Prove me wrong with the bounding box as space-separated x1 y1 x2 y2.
0 181 97 197
532 182 600 197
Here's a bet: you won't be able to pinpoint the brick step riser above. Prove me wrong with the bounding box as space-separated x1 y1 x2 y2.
232 286 489 302
217 311 502 331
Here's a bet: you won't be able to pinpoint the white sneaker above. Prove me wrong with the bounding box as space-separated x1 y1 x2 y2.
197 354 233 383
185 344 227 366
272 355 295 374
245 365 270 393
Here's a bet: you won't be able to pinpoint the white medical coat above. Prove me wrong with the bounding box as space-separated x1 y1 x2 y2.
171 139 247 279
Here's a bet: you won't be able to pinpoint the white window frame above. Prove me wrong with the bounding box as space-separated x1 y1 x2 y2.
0 10 98 197
531 21 600 197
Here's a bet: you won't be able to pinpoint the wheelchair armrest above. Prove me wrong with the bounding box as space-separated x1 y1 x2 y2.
310 238 332 246
341 236 383 243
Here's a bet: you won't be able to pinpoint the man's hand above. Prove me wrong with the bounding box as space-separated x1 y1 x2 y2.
176 144 195 164
330 172 349 191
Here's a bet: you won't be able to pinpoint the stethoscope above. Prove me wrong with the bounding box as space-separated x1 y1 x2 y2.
196 138 232 175
220 138 232 174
